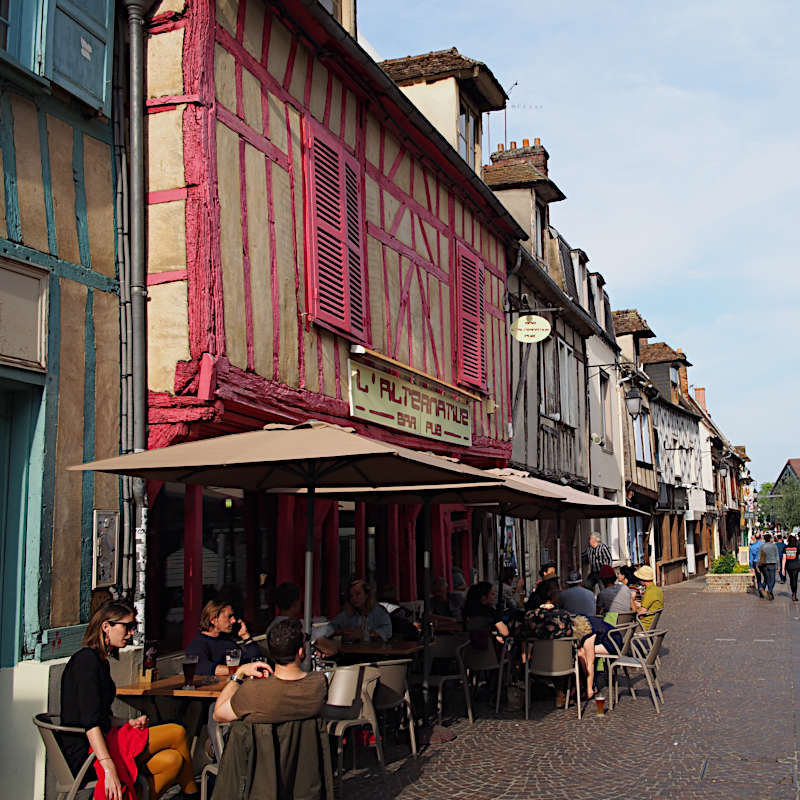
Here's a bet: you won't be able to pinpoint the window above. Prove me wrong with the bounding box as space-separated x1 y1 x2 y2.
1 1 114 114
455 242 485 387
304 117 367 341
669 366 680 385
634 409 652 464
557 339 578 427
533 204 544 259
457 101 479 170
539 336 558 417
599 371 612 449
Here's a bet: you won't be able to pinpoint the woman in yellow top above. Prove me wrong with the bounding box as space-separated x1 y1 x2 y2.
632 565 663 630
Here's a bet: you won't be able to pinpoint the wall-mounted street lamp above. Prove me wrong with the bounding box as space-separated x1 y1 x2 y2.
624 388 643 419
718 465 729 477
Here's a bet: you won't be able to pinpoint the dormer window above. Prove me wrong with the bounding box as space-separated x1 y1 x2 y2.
458 100 479 169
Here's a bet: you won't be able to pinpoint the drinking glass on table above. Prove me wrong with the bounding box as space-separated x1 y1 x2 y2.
182 654 198 688
225 648 242 675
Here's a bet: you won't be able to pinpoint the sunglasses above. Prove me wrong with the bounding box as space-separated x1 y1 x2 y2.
108 620 137 633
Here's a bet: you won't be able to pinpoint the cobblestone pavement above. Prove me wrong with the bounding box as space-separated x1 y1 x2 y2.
340 578 800 799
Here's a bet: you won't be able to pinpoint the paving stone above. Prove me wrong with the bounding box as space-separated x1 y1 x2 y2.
338 578 800 799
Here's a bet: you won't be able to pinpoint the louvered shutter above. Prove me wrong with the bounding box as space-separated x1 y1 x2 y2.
305 119 366 339
456 243 485 387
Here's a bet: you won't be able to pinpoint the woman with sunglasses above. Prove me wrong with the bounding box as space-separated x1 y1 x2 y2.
60 601 198 800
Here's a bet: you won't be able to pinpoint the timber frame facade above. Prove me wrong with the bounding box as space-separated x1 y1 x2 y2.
143 0 526 643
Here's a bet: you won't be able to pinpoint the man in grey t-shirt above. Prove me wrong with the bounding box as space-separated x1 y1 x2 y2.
596 565 634 615
559 571 596 617
759 533 780 601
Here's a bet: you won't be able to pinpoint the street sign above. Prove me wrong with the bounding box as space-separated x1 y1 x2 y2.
510 314 551 343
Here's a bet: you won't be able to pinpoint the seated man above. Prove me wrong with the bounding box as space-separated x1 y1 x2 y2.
185 599 261 676
558 571 596 617
267 582 339 658
596 565 635 615
632 565 663 629
213 619 327 725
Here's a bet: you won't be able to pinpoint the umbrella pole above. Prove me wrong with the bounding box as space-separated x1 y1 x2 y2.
303 483 316 671
422 495 432 718
556 512 561 581
498 512 506 610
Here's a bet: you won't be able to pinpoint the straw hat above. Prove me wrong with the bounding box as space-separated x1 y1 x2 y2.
634 565 655 582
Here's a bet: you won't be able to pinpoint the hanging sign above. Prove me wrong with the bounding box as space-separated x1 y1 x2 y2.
348 360 471 445
510 314 551 343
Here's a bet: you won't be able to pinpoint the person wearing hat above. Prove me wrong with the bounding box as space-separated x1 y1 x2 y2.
558 570 596 617
633 565 663 629
596 565 635 615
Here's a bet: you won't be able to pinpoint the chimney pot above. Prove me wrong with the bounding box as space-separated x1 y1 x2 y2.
510 140 517 149
522 138 530 147
498 143 504 152
534 137 541 146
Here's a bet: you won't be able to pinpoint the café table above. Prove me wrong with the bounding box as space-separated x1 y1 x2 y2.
338 640 424 659
116 674 229 753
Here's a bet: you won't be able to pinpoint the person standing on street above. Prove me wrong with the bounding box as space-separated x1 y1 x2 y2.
583 533 612 593
749 532 764 597
759 533 779 601
783 535 800 601
776 533 787 584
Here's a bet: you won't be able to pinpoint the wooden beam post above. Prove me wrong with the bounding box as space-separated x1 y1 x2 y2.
183 485 203 648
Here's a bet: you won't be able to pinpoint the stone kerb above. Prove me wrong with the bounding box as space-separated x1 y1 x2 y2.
704 571 754 592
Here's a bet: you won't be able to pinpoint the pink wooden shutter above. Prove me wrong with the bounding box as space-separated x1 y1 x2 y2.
305 118 367 338
456 243 485 387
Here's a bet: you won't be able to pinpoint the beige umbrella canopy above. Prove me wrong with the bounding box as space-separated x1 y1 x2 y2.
70 420 499 657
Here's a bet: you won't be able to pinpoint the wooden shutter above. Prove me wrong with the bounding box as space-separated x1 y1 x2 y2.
456 243 485 387
42 0 115 115
305 118 366 339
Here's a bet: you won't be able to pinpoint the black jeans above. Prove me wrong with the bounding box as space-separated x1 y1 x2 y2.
789 568 800 596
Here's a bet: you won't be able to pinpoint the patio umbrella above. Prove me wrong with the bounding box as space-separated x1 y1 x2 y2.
70 420 499 661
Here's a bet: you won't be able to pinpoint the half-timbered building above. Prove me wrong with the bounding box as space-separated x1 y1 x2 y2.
143 0 526 647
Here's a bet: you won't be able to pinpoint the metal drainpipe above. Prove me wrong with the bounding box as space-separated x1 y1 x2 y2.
122 0 148 630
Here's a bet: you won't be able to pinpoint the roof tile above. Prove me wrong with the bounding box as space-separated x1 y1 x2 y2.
611 309 655 337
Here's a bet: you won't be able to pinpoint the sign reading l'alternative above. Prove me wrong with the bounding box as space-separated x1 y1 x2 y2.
348 360 472 445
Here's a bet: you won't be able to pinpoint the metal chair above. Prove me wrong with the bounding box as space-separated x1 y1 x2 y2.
370 659 417 757
633 608 663 666
32 714 149 800
399 600 424 620
609 629 667 713
523 637 582 720
410 632 473 724
199 717 227 800
614 611 636 625
322 664 383 783
594 622 637 710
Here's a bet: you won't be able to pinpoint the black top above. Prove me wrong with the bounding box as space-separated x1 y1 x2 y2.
60 647 116 776
185 632 262 676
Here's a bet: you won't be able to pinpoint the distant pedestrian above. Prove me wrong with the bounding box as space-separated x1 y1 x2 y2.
776 533 787 584
782 535 800 602
759 533 779 601
583 533 612 592
749 532 764 597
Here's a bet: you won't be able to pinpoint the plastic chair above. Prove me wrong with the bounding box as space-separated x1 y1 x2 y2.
322 664 382 783
459 634 512 716
370 659 417 757
32 714 149 800
523 638 581 720
199 718 227 800
410 633 473 724
609 629 667 713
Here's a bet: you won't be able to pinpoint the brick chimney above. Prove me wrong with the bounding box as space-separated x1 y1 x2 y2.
694 387 706 410
489 136 550 176
676 348 689 396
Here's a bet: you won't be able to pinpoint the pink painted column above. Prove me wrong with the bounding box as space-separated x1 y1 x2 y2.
275 496 295 587
387 505 402 597
354 502 366 577
183 485 203 647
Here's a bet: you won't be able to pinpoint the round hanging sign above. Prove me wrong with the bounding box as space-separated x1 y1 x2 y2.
510 314 551 343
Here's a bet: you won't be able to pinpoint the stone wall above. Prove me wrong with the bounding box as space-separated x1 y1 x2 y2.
704 572 753 592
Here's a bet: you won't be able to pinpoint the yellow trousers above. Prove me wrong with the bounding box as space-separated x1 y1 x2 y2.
138 723 198 799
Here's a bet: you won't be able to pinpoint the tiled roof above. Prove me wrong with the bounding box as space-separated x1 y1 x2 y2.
788 459 800 479
482 162 566 202
640 342 691 365
611 309 655 337
378 48 506 112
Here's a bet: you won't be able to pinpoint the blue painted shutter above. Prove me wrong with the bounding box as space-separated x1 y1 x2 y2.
456 242 485 388
305 118 367 340
41 0 114 115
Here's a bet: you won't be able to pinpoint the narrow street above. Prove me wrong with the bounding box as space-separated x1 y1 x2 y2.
343 580 800 800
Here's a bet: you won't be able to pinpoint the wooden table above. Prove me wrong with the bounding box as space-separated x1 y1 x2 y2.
339 640 424 659
117 674 228 699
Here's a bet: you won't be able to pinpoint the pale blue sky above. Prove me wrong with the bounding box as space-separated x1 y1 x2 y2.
358 0 800 485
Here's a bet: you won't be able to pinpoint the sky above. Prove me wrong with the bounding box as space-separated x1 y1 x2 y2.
357 0 800 486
